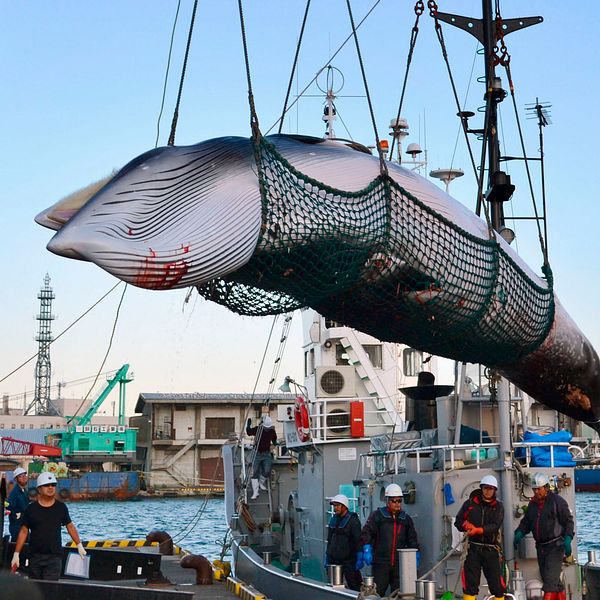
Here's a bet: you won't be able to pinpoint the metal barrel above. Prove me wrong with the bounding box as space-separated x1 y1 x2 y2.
329 564 343 586
262 551 272 565
422 581 435 600
397 548 418 594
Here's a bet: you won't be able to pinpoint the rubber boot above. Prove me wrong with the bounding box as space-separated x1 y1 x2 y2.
555 592 566 600
259 475 268 490
250 479 260 500
463 595 476 600
543 593 558 600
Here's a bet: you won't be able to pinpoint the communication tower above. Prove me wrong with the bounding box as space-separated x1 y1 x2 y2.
26 273 58 415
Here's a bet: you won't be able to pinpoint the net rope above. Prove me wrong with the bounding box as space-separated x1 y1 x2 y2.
197 138 554 367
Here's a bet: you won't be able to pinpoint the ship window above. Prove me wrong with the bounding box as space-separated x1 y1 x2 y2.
11 424 16 429
403 348 423 377
304 349 315 376
30 424 34 429
206 417 235 439
335 343 351 366
325 319 343 329
362 345 383 369
20 424 25 429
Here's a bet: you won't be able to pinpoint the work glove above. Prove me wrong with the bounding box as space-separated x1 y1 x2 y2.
15 512 21 520
363 544 373 566
467 526 484 537
564 535 572 557
323 553 330 569
513 530 524 549
355 551 364 570
462 520 475 533
77 542 87 558
11 551 19 572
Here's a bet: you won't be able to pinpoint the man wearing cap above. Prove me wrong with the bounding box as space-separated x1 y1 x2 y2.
325 493 363 591
11 472 87 580
246 415 278 500
454 474 505 600
513 473 574 600
360 483 419 596
7 467 30 541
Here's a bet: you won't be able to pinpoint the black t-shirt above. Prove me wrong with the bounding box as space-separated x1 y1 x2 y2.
22 500 71 555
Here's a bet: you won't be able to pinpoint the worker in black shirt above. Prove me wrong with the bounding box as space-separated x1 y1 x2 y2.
514 472 574 600
11 472 87 580
246 415 278 499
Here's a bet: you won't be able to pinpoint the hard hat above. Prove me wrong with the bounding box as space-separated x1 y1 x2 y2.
13 467 27 478
385 483 403 498
480 474 498 489
263 416 273 428
37 472 58 488
329 494 349 508
531 472 549 489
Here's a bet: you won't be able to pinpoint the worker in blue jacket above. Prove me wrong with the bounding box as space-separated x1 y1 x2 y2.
325 493 363 590
7 467 30 541
360 483 419 596
514 473 574 600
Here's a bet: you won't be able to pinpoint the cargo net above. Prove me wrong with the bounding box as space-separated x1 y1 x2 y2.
197 138 554 366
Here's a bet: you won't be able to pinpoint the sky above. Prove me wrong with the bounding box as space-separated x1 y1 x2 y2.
1 1 598 416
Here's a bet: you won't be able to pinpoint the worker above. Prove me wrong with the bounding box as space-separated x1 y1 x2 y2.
7 467 30 542
454 474 505 600
11 472 87 580
360 483 419 596
514 472 574 600
246 415 278 500
324 493 363 591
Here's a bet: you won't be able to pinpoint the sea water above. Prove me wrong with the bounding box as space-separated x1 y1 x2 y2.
5 493 600 562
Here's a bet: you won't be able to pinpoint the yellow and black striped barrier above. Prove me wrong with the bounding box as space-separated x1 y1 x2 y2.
226 575 269 600
66 539 184 554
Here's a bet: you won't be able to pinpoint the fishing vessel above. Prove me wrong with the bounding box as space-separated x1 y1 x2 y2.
15 0 600 598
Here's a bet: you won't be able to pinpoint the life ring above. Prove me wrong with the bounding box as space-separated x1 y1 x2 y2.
294 396 311 443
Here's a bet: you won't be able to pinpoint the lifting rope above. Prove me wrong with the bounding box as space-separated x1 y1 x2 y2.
278 0 312 134
167 0 199 146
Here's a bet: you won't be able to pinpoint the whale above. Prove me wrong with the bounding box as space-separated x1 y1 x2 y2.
37 134 600 430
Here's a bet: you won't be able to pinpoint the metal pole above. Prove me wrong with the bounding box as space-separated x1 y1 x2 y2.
498 378 514 552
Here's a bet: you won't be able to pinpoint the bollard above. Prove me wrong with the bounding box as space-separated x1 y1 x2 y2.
329 564 343 586
263 551 272 565
397 548 418 595
415 579 426 599
291 560 301 576
364 575 374 587
589 550 598 565
422 581 435 600
230 515 239 530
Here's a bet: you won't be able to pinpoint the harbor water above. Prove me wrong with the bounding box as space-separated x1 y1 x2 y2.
4 493 599 562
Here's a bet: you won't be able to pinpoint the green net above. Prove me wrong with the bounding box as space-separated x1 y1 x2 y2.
197 138 554 366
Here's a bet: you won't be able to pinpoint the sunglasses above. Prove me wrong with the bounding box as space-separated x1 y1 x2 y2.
41 483 57 488
388 497 402 503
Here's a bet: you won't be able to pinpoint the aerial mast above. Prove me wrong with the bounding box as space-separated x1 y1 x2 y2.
26 273 58 416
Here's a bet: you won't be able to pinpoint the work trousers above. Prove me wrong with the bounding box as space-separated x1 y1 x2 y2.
341 561 363 591
462 543 505 597
537 539 564 592
373 563 400 596
251 451 273 479
29 553 63 580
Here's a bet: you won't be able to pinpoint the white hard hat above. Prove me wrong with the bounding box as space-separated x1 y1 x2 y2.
13 467 27 478
385 483 403 498
37 472 58 488
480 474 498 489
531 472 549 489
262 416 273 428
329 494 349 508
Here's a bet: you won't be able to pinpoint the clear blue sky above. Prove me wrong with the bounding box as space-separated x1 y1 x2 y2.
1 1 598 415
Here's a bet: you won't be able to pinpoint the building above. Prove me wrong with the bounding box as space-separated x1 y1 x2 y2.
132 393 293 493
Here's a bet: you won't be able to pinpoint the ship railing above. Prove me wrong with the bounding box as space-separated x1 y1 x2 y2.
356 440 575 478
309 397 402 441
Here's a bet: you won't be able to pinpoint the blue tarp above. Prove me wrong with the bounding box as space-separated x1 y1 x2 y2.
521 430 575 467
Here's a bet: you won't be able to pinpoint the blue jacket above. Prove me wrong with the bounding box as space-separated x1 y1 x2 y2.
7 483 30 540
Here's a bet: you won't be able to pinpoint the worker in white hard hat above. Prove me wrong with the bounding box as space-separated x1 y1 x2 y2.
246 414 278 500
513 473 574 600
324 493 363 590
454 474 505 600
359 483 419 596
11 471 87 580
6 467 30 541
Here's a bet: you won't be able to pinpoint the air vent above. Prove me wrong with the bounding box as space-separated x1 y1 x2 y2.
315 366 356 397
